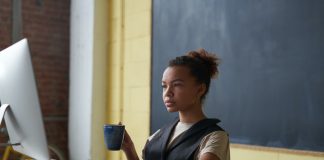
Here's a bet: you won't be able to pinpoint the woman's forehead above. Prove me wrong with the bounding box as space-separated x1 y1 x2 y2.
162 66 192 82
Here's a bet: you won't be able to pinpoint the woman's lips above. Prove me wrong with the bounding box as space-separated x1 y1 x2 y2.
164 101 175 107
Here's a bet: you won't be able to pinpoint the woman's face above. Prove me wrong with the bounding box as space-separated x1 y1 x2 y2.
162 66 205 112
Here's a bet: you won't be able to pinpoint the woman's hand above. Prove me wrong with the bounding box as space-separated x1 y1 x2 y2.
119 122 140 160
122 129 135 151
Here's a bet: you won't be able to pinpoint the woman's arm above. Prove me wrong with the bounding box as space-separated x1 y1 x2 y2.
197 131 230 160
199 153 220 160
121 130 140 160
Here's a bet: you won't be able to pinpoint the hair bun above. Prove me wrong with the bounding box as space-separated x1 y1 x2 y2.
186 48 220 79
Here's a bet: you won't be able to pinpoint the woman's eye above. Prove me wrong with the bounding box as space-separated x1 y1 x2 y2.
161 85 167 88
173 83 183 87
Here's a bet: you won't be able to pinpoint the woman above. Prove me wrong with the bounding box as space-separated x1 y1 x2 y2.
122 49 230 160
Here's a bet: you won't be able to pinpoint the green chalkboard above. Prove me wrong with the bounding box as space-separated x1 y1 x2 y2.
151 0 324 152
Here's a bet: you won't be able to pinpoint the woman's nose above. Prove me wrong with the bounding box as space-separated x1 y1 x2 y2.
164 86 173 97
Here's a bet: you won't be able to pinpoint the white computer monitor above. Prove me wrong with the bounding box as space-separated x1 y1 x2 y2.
0 38 50 160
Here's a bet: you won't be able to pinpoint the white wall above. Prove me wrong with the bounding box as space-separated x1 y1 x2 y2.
69 0 94 159
69 1 108 159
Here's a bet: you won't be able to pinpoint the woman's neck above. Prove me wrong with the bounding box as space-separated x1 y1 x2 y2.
178 106 206 123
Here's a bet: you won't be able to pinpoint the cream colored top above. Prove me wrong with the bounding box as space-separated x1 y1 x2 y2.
147 121 230 160
195 131 230 160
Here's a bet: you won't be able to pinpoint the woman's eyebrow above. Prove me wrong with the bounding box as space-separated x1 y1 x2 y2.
162 79 184 84
171 79 184 83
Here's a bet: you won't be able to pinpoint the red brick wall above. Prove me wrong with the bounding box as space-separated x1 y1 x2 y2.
0 0 12 49
0 0 70 159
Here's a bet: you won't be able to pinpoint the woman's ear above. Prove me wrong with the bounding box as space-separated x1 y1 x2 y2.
197 83 206 98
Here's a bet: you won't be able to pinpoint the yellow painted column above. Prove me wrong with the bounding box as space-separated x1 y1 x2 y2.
106 0 151 159
91 0 109 159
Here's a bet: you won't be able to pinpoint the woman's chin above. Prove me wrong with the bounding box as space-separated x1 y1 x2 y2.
166 106 178 112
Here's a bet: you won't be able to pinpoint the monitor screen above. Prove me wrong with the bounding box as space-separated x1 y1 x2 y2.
0 38 50 160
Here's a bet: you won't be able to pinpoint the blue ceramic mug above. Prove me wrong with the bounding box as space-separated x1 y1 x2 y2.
103 124 125 150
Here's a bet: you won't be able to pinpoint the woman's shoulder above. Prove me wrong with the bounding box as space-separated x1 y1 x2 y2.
148 129 161 142
202 130 229 141
200 130 229 147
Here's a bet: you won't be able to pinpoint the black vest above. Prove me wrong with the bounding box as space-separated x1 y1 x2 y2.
143 118 224 160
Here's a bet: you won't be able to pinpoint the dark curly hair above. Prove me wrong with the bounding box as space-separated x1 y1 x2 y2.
168 48 220 101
